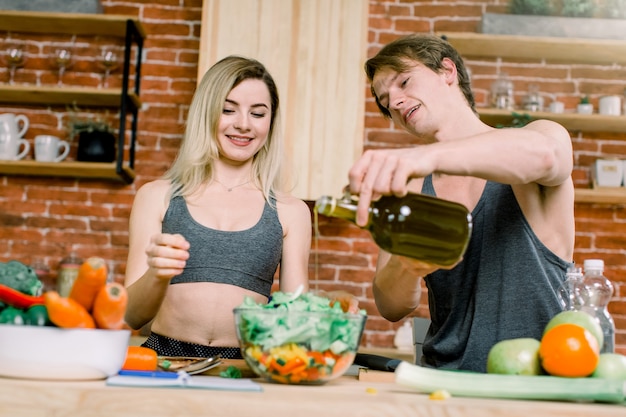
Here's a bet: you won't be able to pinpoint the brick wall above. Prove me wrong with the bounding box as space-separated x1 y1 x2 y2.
0 0 624 354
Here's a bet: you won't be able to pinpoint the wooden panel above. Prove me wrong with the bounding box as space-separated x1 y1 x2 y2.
198 0 368 200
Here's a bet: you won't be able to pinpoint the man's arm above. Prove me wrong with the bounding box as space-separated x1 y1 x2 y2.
373 250 439 321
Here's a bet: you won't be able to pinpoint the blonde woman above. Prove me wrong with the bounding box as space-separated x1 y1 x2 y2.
124 56 311 358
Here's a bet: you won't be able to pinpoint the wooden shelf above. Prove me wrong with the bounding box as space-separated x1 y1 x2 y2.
0 160 135 184
440 32 626 66
0 10 145 185
477 108 626 133
0 10 146 38
575 187 626 204
0 85 141 109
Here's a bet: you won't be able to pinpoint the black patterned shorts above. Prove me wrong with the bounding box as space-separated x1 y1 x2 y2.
142 332 243 359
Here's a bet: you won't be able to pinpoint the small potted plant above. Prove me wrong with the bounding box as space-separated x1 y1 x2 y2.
577 96 594 114
67 110 116 163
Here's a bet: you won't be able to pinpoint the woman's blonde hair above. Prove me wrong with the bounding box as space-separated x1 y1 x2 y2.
164 55 284 204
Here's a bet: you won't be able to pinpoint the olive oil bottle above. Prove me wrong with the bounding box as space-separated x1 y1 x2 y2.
315 193 472 267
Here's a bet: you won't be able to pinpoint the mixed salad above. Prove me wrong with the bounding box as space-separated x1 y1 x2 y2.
235 291 367 384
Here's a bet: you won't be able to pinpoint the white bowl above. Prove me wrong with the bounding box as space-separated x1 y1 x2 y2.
0 324 130 380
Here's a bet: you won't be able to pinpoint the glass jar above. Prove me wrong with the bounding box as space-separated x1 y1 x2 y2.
57 252 83 297
491 72 514 110
522 84 544 112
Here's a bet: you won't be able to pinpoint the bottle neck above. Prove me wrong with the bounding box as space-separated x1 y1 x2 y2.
315 195 368 226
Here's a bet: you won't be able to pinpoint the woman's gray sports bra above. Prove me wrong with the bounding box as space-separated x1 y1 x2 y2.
162 196 283 298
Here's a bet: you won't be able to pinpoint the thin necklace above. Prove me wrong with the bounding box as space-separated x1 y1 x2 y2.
213 178 251 192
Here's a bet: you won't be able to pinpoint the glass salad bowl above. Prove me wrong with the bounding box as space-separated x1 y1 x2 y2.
234 292 367 385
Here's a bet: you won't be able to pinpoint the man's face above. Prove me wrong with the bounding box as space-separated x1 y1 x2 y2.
372 59 455 137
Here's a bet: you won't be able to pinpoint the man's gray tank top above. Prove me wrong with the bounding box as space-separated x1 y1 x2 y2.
162 195 282 298
420 176 571 372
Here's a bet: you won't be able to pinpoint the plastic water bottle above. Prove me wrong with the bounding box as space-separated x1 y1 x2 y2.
580 259 615 354
556 264 584 311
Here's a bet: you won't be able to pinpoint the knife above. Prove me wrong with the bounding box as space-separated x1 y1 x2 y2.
354 353 402 372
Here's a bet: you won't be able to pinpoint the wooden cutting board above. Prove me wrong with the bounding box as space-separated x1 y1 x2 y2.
357 368 395 383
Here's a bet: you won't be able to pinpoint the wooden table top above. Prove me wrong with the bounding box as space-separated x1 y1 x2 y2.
0 367 624 417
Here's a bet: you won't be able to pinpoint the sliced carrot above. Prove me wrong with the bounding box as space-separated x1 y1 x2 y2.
69 257 108 313
122 346 158 371
274 357 306 376
331 353 355 376
307 351 325 365
44 291 96 329
92 282 128 330
305 366 320 381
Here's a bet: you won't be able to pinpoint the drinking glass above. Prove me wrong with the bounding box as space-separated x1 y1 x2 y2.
98 47 120 88
52 47 72 86
5 45 26 85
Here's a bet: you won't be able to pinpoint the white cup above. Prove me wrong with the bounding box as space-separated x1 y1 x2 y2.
595 159 623 187
599 95 621 116
549 101 564 114
34 135 70 162
0 113 30 160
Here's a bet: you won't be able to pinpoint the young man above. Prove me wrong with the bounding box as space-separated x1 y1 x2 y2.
348 34 574 372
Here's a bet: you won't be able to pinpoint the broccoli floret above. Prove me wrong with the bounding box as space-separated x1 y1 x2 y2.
0 260 43 296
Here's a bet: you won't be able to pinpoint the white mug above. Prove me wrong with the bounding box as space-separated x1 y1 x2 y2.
549 101 564 114
35 135 70 162
599 95 621 116
0 113 30 160
595 159 623 187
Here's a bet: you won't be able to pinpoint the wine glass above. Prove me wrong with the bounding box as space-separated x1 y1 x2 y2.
52 47 72 86
98 47 120 88
5 45 26 85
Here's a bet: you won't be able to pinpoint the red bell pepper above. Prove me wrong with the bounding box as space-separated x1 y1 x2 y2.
0 284 45 309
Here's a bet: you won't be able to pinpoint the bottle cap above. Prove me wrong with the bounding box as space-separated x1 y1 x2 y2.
584 259 604 271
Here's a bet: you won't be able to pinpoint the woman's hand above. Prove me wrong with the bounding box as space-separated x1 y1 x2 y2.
145 233 190 281
316 290 360 314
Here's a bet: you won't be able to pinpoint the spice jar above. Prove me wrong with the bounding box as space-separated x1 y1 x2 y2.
57 252 83 297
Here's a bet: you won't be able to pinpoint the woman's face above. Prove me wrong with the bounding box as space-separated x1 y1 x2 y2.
217 78 272 164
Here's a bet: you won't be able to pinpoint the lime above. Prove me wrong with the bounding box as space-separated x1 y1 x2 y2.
486 338 542 375
591 353 626 380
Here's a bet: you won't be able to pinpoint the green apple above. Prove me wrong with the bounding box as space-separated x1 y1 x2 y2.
591 353 626 380
543 310 603 350
486 338 542 375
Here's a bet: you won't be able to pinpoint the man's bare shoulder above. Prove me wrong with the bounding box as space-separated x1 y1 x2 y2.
524 119 569 139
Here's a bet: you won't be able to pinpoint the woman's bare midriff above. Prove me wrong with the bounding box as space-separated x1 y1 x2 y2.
150 282 268 347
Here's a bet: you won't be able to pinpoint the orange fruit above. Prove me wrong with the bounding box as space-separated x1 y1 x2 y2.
543 310 603 350
539 323 600 378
